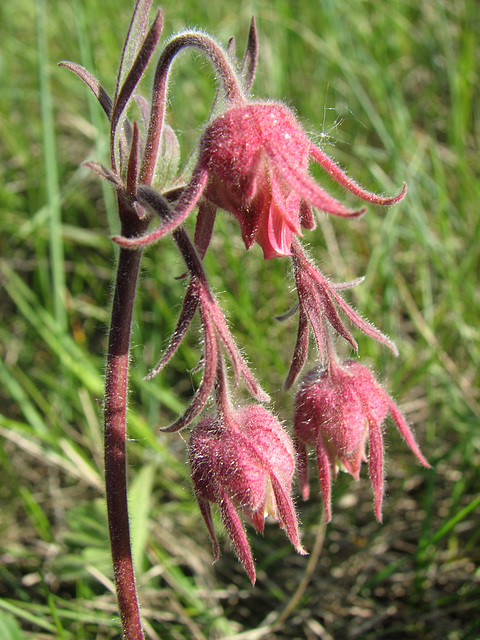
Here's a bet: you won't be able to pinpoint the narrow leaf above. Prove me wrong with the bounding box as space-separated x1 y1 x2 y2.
58 61 112 118
111 10 163 167
240 16 258 91
83 161 123 188
116 0 154 98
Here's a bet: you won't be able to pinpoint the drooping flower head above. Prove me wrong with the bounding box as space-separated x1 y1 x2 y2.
294 358 430 522
111 31 406 258
189 401 306 584
195 103 406 259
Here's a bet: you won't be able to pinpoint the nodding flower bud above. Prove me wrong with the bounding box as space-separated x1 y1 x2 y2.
189 404 306 584
293 360 430 522
197 102 405 260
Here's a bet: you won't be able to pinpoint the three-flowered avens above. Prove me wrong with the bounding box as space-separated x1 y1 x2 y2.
62 4 428 632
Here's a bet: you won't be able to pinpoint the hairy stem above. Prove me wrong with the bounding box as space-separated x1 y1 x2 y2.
141 32 244 184
104 239 145 640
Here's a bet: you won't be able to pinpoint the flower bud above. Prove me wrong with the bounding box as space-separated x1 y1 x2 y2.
189 404 306 584
294 360 430 522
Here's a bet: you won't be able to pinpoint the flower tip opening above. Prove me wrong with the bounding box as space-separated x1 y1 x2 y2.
380 334 399 358
390 342 400 358
347 206 367 219
297 542 309 557
394 181 407 203
372 181 407 207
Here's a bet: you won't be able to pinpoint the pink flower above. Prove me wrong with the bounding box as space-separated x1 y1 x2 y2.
189 404 306 584
293 359 430 522
114 102 406 259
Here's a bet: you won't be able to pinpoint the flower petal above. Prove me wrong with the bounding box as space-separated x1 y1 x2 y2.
294 436 310 501
160 308 218 432
197 496 220 562
269 172 302 234
270 474 307 555
203 290 270 402
367 416 384 522
255 194 295 259
194 200 217 259
316 436 333 522
310 144 407 205
265 139 365 217
387 398 430 469
329 287 398 356
218 486 256 585
284 307 309 390
145 280 199 379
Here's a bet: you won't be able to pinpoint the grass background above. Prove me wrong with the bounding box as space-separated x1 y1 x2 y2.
1 0 479 638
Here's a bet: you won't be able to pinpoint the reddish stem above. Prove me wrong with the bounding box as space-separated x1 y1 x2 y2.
140 32 244 184
104 201 148 639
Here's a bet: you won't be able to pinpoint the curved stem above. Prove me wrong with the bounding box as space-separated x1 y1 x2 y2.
140 31 245 184
104 238 145 640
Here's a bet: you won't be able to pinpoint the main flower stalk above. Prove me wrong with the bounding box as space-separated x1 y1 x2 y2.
104 239 145 639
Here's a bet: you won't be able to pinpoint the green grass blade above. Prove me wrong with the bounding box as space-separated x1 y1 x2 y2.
0 612 26 640
0 261 102 394
71 0 119 234
35 0 67 331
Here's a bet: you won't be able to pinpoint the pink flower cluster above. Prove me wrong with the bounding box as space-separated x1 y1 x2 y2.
65 13 429 583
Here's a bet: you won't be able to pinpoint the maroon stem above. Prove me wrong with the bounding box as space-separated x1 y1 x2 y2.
140 32 244 184
104 220 145 639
